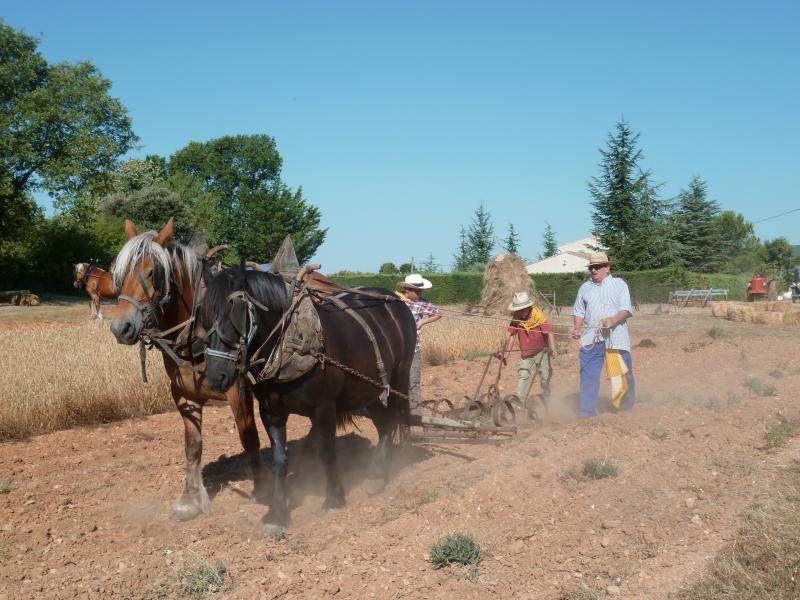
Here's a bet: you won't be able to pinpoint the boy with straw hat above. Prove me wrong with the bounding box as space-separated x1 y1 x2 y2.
500 291 557 402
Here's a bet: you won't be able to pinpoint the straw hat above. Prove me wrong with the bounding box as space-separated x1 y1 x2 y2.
588 252 612 267
399 273 432 290
508 291 534 311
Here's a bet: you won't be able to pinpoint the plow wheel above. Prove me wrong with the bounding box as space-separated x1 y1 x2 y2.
461 398 486 420
504 394 524 414
491 398 517 427
526 393 549 423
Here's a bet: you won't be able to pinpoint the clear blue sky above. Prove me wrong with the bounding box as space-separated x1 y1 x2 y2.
5 1 799 271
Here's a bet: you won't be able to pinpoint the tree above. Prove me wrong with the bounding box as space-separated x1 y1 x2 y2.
452 226 471 272
0 20 137 235
466 203 495 264
398 263 412 274
101 186 194 241
170 135 326 263
378 262 398 274
764 237 794 284
420 253 438 272
673 176 723 271
502 223 520 255
588 119 672 270
540 222 557 259
112 156 168 194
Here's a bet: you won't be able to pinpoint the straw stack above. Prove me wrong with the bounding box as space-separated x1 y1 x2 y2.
766 301 794 313
753 312 784 325
726 306 754 322
782 312 800 326
710 301 729 317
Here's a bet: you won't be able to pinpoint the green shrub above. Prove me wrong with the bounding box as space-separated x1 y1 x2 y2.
742 377 776 397
763 414 799 449
429 533 482 569
173 552 229 598
582 457 619 480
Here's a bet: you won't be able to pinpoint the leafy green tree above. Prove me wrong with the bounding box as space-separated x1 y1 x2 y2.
453 226 471 272
398 262 413 274
466 203 495 264
540 222 557 259
502 223 520 255
588 119 672 270
101 186 194 241
764 237 794 284
112 156 168 194
170 135 326 263
378 262 398 274
673 176 723 271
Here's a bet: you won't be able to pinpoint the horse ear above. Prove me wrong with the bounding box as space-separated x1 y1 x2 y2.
154 217 174 246
124 220 138 240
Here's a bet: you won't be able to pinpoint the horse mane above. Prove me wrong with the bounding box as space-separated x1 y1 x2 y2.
111 232 199 295
203 265 290 325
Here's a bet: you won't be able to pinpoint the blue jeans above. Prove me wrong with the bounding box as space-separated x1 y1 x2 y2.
578 344 635 418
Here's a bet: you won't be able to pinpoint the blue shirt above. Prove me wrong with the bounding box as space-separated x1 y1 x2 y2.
571 274 633 352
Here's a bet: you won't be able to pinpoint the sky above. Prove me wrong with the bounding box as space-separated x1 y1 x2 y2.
4 1 799 272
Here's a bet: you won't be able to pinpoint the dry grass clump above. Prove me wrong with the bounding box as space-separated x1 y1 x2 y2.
0 323 172 440
677 460 800 599
753 312 784 325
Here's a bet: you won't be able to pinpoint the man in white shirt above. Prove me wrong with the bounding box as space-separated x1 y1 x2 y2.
571 252 635 418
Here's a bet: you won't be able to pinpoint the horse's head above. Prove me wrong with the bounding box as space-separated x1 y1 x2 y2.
110 218 175 345
73 263 87 289
202 262 288 392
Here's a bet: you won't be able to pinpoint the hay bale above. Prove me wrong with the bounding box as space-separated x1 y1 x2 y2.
766 301 794 313
753 312 784 325
726 306 754 323
710 302 729 317
749 302 768 312
782 311 800 326
477 253 536 316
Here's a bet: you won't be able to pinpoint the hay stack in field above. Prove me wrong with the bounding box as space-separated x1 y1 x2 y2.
782 312 800 326
766 301 794 313
711 301 729 317
476 253 536 316
753 312 784 325
726 306 754 323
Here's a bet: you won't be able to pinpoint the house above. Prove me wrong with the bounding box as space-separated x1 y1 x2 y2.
525 236 599 274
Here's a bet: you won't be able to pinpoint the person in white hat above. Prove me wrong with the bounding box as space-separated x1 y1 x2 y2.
397 274 441 414
571 252 635 417
500 291 556 401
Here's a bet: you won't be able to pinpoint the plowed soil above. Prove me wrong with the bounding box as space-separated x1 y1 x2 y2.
1 304 799 599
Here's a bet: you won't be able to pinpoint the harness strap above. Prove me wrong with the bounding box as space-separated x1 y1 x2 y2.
327 295 390 406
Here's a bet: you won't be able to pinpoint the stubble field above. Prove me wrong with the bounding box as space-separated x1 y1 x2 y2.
1 299 800 599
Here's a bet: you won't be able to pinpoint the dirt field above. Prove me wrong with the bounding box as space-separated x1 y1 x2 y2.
1 302 799 599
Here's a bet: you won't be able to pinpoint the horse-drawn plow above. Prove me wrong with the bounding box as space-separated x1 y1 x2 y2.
407 350 549 444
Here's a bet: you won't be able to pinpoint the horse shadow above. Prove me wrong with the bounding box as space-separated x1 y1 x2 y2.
201 431 435 509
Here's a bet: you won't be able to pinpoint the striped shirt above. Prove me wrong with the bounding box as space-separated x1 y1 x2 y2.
571 274 633 352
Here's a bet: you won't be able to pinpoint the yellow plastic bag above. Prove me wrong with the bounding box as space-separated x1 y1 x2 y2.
604 350 629 408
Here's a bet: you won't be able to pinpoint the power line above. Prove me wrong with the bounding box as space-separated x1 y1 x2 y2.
753 207 800 224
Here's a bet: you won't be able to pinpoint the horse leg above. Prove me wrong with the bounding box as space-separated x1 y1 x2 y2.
364 402 394 495
89 294 99 319
258 407 291 533
170 393 211 521
227 386 269 504
316 406 346 512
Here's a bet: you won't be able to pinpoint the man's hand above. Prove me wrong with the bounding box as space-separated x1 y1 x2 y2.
571 328 582 339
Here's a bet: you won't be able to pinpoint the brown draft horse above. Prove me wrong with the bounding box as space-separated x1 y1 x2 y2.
73 261 118 320
202 262 417 533
109 218 270 521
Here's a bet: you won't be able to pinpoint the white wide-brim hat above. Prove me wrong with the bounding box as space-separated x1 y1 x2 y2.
508 291 534 311
399 273 432 290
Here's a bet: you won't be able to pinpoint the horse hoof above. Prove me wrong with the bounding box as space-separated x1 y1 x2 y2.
322 498 345 512
364 478 386 496
170 500 205 522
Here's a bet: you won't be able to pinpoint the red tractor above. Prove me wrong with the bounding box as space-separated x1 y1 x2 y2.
746 273 769 302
